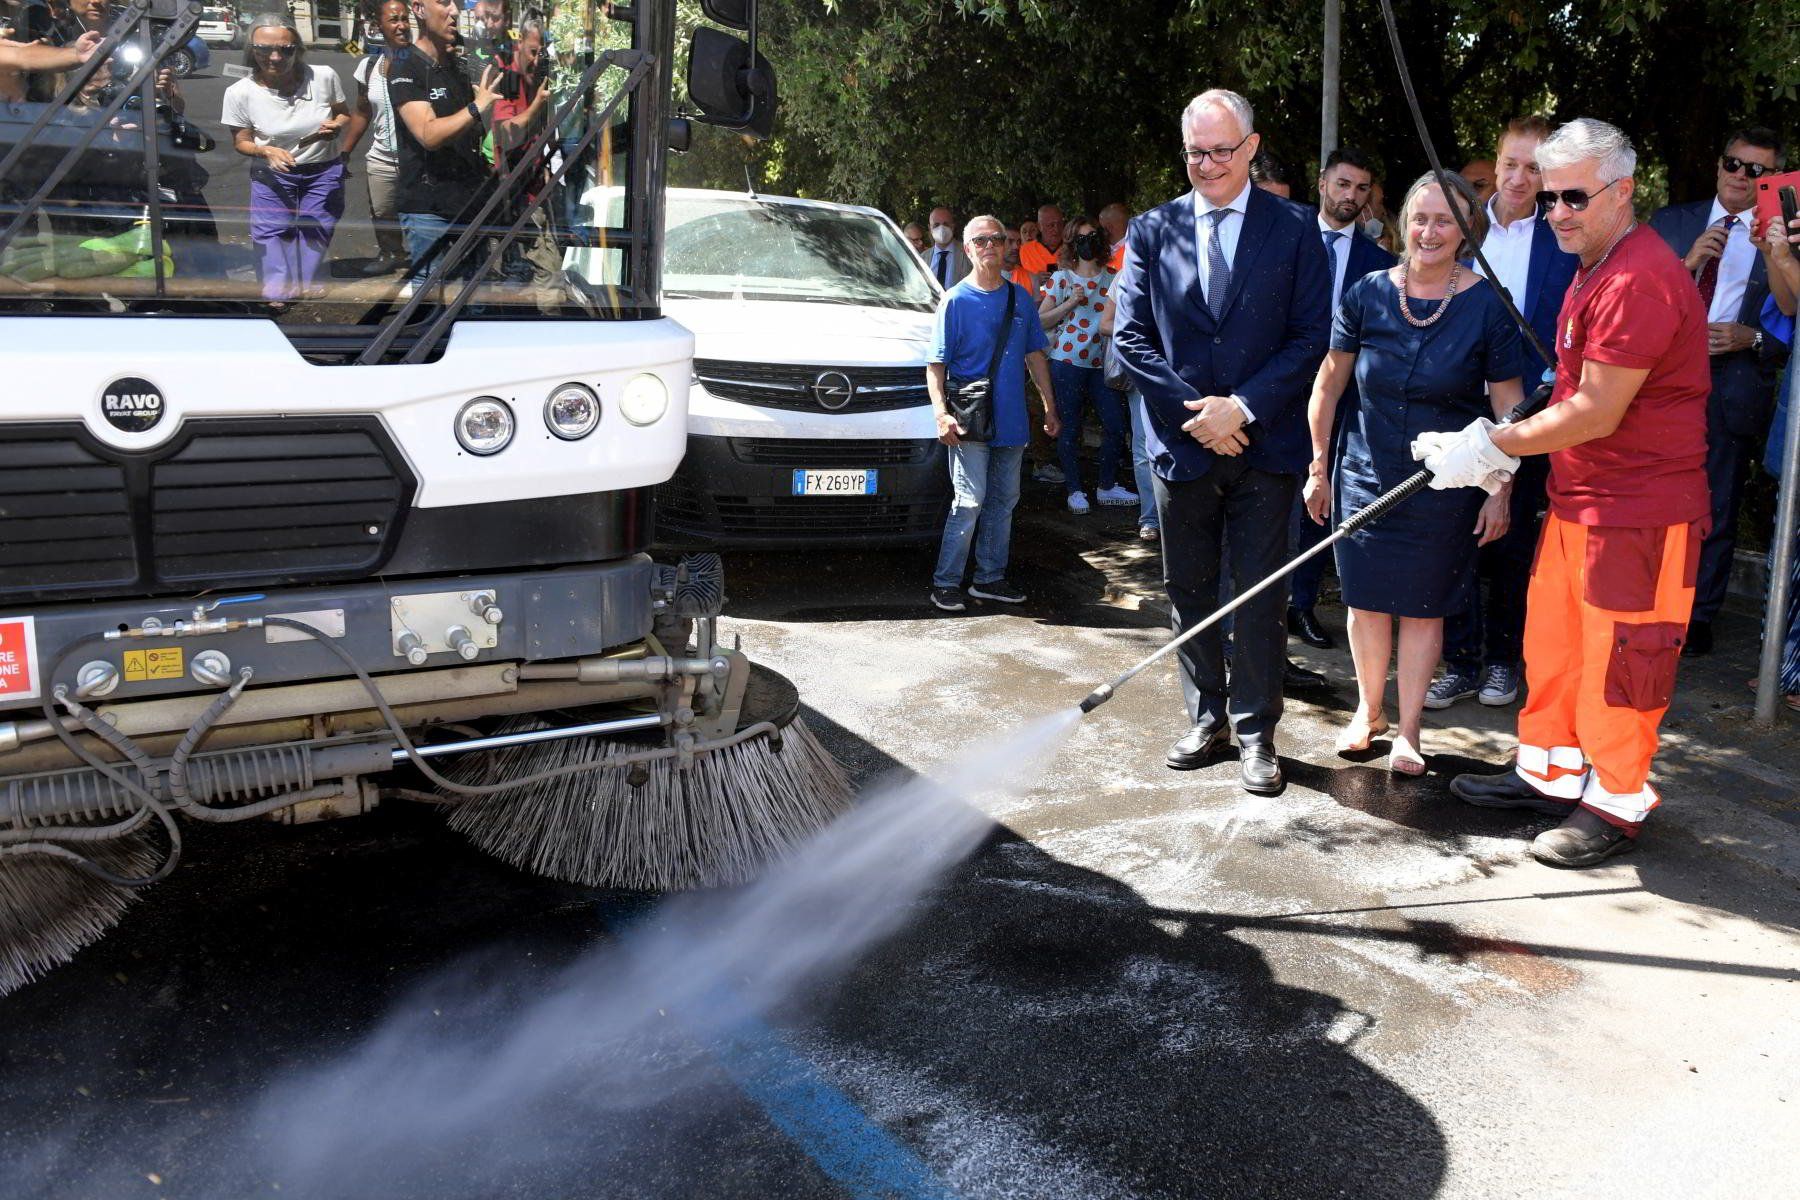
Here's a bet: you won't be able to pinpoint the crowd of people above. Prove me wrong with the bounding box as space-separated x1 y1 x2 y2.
0 0 591 303
919 89 1800 870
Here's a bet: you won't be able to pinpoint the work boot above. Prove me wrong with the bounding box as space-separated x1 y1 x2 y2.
1531 806 1638 868
1450 769 1578 817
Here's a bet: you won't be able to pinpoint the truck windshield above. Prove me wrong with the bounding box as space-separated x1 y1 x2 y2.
663 195 937 312
0 0 647 327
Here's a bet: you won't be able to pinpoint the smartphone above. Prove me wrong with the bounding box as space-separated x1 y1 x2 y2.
1781 185 1800 244
1753 169 1800 239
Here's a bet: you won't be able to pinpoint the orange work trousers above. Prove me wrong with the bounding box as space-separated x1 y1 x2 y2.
1514 513 1705 829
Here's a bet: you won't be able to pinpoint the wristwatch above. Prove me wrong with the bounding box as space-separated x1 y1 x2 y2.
1753 330 1764 351
466 101 482 125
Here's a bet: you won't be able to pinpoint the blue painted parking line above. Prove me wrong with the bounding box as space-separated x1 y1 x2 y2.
704 1012 958 1200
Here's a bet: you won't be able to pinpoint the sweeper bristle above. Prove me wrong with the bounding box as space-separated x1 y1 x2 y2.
0 837 161 997
444 717 851 891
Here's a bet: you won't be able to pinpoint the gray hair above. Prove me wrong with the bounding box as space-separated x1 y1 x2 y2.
1181 89 1254 139
1397 171 1489 259
242 13 304 72
962 214 1003 247
1537 118 1637 183
518 17 546 41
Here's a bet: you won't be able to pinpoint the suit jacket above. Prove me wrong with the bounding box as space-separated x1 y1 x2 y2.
1515 214 1580 381
1114 187 1332 479
1650 199 1772 432
1339 227 1396 300
926 244 972 290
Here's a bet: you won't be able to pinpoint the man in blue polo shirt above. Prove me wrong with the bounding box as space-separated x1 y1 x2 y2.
927 214 1060 612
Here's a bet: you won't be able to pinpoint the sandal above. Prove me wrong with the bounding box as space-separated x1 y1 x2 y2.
1388 733 1427 777
1335 713 1390 755
1743 679 1800 711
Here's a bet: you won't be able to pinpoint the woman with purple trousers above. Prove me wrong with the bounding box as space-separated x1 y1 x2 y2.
221 15 350 307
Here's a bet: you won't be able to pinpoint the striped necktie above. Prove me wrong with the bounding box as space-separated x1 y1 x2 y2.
1695 214 1737 313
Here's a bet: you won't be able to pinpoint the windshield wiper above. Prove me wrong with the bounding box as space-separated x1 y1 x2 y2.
358 48 654 366
0 0 200 268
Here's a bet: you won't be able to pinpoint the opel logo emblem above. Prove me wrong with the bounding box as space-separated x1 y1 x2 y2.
811 371 855 411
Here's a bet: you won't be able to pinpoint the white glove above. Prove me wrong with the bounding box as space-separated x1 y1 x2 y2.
1409 418 1520 494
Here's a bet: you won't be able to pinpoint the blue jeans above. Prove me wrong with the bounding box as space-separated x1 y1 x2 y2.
1128 390 1159 529
1050 359 1125 495
400 212 480 289
932 443 1026 589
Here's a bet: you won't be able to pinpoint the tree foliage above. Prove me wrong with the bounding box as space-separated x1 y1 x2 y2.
671 1 1800 225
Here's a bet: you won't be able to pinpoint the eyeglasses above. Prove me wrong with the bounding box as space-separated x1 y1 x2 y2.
250 44 298 57
1720 156 1773 179
967 234 1007 248
1179 134 1252 165
1535 178 1621 212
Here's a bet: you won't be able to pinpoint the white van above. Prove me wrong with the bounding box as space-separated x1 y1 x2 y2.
652 188 946 548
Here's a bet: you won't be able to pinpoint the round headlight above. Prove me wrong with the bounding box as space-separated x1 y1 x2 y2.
455 397 514 455
618 372 669 427
544 382 601 440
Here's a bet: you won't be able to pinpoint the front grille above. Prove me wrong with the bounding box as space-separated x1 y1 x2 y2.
712 494 942 537
0 418 416 603
694 359 928 413
731 438 932 467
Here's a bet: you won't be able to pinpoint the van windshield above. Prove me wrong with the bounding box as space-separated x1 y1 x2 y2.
0 0 644 325
663 195 936 312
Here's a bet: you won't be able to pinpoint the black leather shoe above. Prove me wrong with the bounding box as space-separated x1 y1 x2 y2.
1449 770 1577 816
1531 806 1638 868
1287 606 1335 649
1682 620 1713 656
1283 659 1329 691
1166 720 1229 771
1239 743 1283 795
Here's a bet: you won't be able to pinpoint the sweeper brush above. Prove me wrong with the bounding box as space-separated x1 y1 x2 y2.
443 668 850 891
0 838 160 996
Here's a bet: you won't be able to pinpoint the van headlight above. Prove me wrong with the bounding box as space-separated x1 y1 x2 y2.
455 397 514 455
618 373 669 426
544 383 601 440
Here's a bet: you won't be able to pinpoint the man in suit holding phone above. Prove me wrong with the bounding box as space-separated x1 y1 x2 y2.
1113 88 1332 795
1649 127 1785 655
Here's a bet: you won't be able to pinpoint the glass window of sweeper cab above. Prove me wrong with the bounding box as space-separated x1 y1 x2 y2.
0 0 642 320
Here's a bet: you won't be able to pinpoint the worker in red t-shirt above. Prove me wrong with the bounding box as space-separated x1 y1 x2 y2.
1413 118 1711 868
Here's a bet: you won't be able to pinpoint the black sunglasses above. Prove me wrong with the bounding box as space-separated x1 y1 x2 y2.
1535 178 1621 212
967 234 1007 248
250 44 298 57
1720 155 1773 179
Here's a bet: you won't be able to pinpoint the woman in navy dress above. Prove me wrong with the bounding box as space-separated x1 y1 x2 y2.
1304 173 1526 774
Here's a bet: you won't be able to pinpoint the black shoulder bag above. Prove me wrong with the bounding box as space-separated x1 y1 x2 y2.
944 283 1017 443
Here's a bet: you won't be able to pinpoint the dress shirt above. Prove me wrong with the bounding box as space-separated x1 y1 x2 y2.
1474 196 1535 313
1194 181 1256 423
1705 197 1756 324
1317 213 1354 300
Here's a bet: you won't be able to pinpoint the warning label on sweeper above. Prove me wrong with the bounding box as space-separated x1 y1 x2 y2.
0 616 41 701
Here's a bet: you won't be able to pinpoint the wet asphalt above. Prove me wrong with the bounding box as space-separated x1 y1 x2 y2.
2 492 1798 1199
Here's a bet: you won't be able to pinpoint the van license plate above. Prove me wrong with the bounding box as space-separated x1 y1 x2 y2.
793 469 876 496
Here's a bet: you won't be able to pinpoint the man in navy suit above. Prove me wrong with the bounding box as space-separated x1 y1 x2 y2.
1649 127 1785 655
1113 88 1332 795
1433 116 1579 711
1287 146 1396 652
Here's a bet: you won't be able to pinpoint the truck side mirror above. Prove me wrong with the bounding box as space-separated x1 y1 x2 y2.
687 26 776 140
699 0 751 30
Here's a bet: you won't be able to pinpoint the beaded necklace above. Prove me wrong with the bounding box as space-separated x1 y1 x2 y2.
1396 260 1460 328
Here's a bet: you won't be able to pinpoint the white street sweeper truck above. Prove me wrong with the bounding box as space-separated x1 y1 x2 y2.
0 0 844 995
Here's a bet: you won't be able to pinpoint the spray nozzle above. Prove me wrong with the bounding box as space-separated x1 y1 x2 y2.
1077 684 1114 714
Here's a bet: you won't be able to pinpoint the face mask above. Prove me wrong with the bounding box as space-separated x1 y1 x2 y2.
930 224 954 246
1073 233 1105 262
1362 217 1384 240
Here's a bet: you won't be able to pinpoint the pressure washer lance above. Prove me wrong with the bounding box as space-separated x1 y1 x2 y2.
1077 382 1553 715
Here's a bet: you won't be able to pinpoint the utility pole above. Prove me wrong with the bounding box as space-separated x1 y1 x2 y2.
1321 0 1341 170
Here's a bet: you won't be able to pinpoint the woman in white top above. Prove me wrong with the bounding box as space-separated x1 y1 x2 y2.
343 0 411 276
220 15 350 305
1037 215 1135 514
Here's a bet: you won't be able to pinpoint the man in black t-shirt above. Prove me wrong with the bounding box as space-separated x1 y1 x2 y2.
387 0 500 291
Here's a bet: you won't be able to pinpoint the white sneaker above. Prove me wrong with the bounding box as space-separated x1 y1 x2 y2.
1096 485 1140 506
1066 491 1091 514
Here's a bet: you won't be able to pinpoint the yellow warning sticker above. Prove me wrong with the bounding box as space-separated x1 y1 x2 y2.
123 647 183 682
